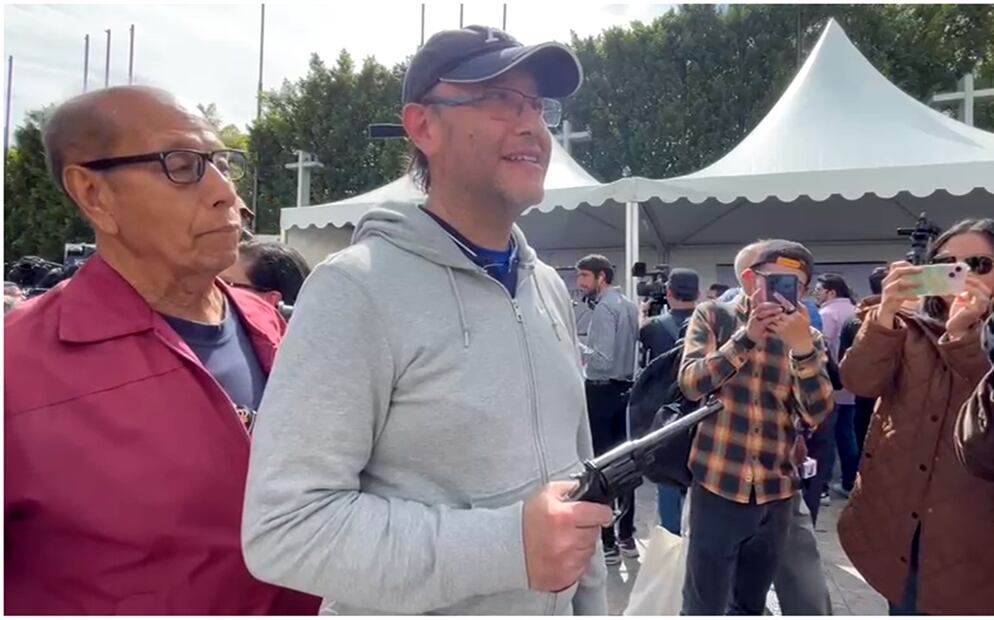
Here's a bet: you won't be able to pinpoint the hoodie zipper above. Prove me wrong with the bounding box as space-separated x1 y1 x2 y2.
475 268 549 486
473 267 557 614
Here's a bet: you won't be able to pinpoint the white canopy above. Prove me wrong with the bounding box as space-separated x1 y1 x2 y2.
281 18 994 296
517 18 994 256
280 138 614 231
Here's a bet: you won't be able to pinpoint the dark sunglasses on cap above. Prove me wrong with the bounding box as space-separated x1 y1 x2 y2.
929 254 994 276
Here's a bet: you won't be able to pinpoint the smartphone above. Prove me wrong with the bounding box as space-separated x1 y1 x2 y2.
764 273 799 307
909 263 969 297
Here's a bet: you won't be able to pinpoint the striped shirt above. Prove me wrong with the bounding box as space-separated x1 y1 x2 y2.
678 296 835 504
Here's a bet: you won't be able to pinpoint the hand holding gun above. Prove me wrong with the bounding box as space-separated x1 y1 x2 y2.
567 400 724 506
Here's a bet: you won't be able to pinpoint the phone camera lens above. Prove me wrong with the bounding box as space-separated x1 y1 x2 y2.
948 272 956 278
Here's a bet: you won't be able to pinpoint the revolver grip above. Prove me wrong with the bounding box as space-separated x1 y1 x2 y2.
567 462 613 505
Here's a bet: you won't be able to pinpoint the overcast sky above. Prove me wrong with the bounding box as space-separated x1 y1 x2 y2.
4 2 674 138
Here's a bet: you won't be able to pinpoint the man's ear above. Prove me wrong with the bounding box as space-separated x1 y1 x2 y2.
63 165 119 235
402 103 440 159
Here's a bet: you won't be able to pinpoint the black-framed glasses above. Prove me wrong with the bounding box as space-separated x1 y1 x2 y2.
421 86 562 128
930 254 994 275
81 149 247 184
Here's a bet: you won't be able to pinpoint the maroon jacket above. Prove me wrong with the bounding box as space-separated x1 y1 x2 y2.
4 256 319 615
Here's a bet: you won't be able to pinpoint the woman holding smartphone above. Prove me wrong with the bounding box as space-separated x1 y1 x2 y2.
838 218 994 615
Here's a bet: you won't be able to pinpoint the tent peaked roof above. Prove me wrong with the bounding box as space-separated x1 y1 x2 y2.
669 18 994 202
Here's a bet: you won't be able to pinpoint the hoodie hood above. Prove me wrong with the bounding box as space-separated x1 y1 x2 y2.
352 201 538 273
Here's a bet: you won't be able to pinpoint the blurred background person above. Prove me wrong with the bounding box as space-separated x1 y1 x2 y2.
221 239 311 310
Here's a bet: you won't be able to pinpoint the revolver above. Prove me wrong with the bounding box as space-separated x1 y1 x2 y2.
567 400 724 508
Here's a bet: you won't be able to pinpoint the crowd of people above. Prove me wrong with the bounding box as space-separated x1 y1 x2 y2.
4 21 992 617
577 224 994 614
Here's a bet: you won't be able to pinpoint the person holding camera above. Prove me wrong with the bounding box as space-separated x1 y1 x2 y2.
3 87 317 614
639 268 700 365
678 239 834 615
838 218 994 615
637 268 700 535
241 26 613 614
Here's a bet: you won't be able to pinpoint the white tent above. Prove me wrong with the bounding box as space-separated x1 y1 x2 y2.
283 18 994 294
514 18 994 294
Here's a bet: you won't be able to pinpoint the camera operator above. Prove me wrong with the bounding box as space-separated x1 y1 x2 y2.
637 268 700 538
639 268 700 365
838 218 994 615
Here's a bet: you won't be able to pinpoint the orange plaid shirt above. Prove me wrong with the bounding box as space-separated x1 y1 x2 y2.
678 296 835 505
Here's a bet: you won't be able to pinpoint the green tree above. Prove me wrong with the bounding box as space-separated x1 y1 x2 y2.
248 51 408 233
4 109 92 262
197 102 250 150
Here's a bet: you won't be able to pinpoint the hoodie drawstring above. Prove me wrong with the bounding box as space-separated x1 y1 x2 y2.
529 269 563 342
446 267 471 348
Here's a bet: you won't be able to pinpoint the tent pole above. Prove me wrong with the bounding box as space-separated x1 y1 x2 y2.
625 201 639 299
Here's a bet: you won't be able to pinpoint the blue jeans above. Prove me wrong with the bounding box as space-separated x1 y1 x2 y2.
657 483 684 535
889 525 926 615
834 404 859 490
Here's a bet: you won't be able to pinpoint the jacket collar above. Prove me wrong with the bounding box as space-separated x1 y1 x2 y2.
597 286 622 303
57 254 269 346
58 255 158 344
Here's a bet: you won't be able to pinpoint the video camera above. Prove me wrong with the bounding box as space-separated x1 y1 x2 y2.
64 243 96 267
6 243 96 299
633 262 670 317
896 212 941 266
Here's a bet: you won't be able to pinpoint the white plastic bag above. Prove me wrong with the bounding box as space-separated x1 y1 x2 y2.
623 525 687 615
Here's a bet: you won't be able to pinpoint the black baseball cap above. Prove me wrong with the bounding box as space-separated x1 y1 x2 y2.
403 25 583 104
750 241 815 283
667 268 700 301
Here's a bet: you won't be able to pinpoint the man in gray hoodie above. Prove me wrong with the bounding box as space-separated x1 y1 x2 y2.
241 25 612 615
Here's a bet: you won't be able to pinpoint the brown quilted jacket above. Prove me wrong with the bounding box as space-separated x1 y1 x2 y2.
838 306 994 615
956 372 994 481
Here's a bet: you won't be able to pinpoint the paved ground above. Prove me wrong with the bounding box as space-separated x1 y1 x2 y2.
605 483 888 615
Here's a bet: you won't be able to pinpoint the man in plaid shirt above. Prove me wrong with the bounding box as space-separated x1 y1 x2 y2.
678 240 835 615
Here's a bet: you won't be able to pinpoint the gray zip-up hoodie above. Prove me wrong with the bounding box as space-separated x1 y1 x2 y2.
241 202 607 615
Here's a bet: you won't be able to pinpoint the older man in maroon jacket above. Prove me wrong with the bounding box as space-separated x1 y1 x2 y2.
4 86 319 615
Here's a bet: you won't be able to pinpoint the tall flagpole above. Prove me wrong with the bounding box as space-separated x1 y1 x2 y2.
420 3 425 47
4 56 13 159
251 3 265 233
502 4 507 29
103 29 111 88
83 34 90 92
459 3 463 27
128 24 135 84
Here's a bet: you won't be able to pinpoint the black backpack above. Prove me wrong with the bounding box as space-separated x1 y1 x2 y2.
628 303 735 487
